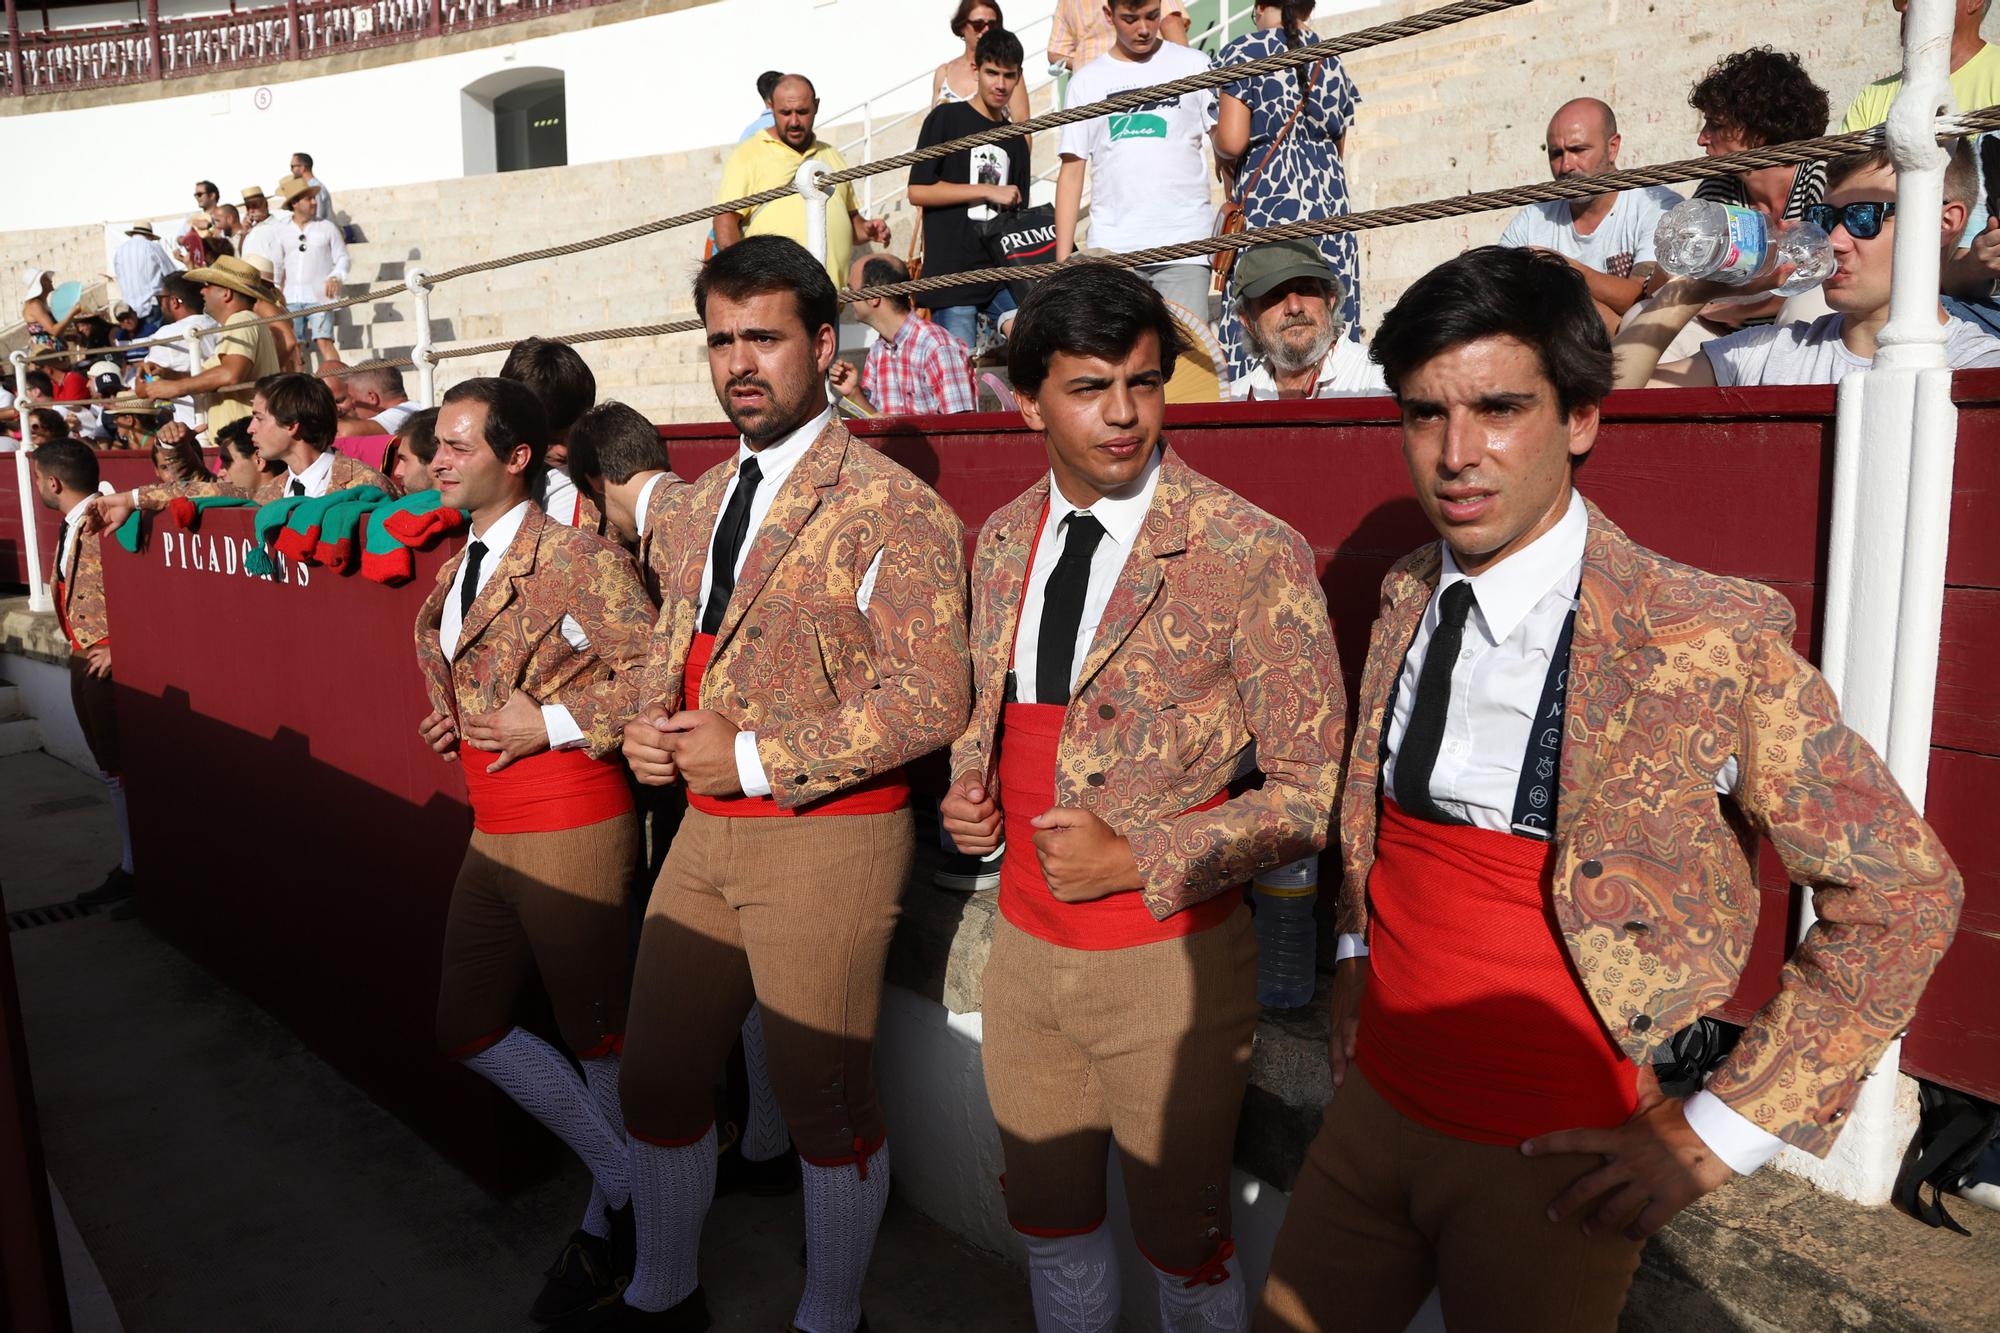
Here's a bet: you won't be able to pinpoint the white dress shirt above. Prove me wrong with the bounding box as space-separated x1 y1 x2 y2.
1010 447 1163 704
543 466 582 526
698 407 883 797
242 218 287 270
113 234 180 319
56 496 91 584
1351 489 1778 1175
632 472 669 540
1228 337 1388 402
148 312 220 428
438 501 588 750
272 218 349 306
284 448 337 498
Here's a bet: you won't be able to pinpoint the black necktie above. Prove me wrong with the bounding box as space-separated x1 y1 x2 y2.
1393 580 1477 823
1035 512 1108 706
289 478 305 497
459 540 487 623
701 455 763 635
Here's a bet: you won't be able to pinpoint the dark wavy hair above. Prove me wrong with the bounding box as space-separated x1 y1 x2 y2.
1689 47 1830 149
1008 262 1182 396
950 0 1002 36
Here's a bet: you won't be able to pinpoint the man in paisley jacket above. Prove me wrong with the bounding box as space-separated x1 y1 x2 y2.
941 264 1344 1331
1257 247 1962 1331
411 376 655 1325
595 236 970 1333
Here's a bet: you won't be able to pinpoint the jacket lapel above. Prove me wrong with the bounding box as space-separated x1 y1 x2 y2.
710 420 841 651
982 477 1049 703
1069 447 1191 699
1555 500 1654 836
414 565 454 710
452 508 542 661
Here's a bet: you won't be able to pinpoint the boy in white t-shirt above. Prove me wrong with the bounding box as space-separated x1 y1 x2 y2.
1614 141 2000 388
1054 0 1216 313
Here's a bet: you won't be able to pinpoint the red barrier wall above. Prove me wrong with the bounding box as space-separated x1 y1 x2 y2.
51 380 2000 1180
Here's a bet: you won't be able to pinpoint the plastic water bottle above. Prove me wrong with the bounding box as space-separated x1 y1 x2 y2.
1253 858 1318 1009
1652 199 1835 298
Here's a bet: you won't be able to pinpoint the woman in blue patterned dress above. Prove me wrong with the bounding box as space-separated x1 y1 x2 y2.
1213 1 1363 382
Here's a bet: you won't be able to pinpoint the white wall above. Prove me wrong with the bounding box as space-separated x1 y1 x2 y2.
0 0 1018 232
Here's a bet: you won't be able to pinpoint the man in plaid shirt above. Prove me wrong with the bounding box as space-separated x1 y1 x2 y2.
830 254 980 416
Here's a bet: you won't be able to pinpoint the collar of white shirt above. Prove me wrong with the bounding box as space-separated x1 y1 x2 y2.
633 472 668 540
1043 444 1163 552
59 495 91 569
734 404 832 492
467 498 535 556
1238 339 1352 401
288 448 337 496
1437 488 1587 645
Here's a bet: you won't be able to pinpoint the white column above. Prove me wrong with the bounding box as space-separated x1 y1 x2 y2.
1781 0 1953 1205
796 158 832 269
407 266 437 408
11 350 51 614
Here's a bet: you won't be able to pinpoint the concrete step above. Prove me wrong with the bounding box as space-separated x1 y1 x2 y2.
0 683 22 722
0 717 43 758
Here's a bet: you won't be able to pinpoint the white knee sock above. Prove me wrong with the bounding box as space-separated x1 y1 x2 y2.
1023 1227 1120 1333
623 1124 716 1313
108 778 133 874
1151 1246 1246 1333
738 1006 789 1163
578 1054 627 1238
462 1029 627 1208
793 1142 891 1333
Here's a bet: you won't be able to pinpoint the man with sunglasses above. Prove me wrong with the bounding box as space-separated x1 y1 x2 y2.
1613 141 2000 388
271 176 349 370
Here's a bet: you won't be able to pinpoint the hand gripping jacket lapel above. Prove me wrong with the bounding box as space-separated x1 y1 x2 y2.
949 447 1346 921
1336 499 1962 1154
414 507 653 759
641 418 972 809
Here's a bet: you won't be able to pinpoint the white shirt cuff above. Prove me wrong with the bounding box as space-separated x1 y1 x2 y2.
541 704 586 751
1682 1089 1785 1176
1335 933 1370 963
734 730 773 798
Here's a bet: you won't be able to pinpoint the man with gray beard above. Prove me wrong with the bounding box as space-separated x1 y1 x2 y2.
1225 239 1387 400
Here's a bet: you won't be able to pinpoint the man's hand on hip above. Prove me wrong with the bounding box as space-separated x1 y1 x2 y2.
458 691 550 773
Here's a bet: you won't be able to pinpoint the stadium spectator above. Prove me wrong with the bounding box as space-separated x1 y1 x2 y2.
135 257 277 433
239 185 285 271
150 423 210 483
139 274 219 430
192 179 220 223
1226 239 1385 399
713 74 893 285
28 407 70 446
344 364 417 434
113 222 178 331
1049 0 1188 73
1614 143 2000 387
909 25 1030 352
1497 97 1682 335
110 302 146 361
831 254 979 415
215 202 245 250
743 70 785 140
500 336 603 529
1214 1 1363 379
290 152 333 222
932 1 1032 123
386 407 441 495
213 418 274 494
273 177 349 367
21 267 79 349
178 185 218 265
244 372 394 499
565 400 684 569
108 400 163 452
1055 1 1217 313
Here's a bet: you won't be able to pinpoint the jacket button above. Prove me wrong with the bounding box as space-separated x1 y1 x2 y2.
793 774 809 786
1086 772 1105 786
1098 704 1115 720
1828 1108 1846 1123
1624 920 1649 934
1630 1014 1652 1033
746 626 761 639
1580 859 1603 878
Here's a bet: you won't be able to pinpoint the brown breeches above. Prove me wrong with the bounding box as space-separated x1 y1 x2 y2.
68 656 119 775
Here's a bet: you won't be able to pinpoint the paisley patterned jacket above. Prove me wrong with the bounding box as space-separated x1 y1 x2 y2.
414 506 653 760
1338 499 1962 1155
634 470 688 605
949 448 1346 921
642 418 971 809
54 516 109 652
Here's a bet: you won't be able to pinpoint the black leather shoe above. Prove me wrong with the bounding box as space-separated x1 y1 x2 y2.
550 1288 711 1332
717 1140 800 1198
531 1230 619 1324
75 867 134 908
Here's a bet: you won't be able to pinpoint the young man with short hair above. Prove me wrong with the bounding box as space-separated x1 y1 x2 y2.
565 401 684 579
942 262 1343 1331
908 24 1032 352
1054 1 1217 312
1257 247 1963 1331
340 364 417 435
501 336 605 531
1615 142 2000 387
829 253 978 416
586 236 971 1333
1226 239 1386 400
386 407 440 495
414 376 655 1326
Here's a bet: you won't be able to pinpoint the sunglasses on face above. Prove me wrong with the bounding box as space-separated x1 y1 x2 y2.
965 16 996 30
1802 201 1896 240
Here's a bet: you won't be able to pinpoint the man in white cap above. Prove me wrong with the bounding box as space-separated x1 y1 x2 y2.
113 223 179 333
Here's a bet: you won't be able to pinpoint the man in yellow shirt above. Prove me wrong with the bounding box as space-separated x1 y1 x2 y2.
714 74 890 285
133 254 279 432
1841 0 2000 298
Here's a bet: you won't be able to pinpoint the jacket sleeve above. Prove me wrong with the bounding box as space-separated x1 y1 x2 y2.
948 524 1003 790
542 544 657 759
757 495 972 808
1128 526 1346 917
1706 597 1963 1155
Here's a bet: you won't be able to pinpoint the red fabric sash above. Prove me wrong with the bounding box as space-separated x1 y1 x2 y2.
1354 798 1638 1144
996 701 1236 949
458 745 633 835
681 632 909 818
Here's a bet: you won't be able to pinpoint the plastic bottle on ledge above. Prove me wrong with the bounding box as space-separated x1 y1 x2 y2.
1652 199 1835 298
1253 857 1318 1009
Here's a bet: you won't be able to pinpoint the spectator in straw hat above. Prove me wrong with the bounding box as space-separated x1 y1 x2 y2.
107 399 165 453
240 184 285 271
135 255 278 434
273 175 349 369
113 222 179 332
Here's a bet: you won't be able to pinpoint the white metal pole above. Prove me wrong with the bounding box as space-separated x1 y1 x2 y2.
11 350 51 614
1780 0 1954 1206
407 266 437 408
862 110 875 218
796 159 832 268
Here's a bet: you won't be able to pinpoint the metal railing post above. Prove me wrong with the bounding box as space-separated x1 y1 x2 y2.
862 107 874 218
407 265 437 407
11 351 51 614
796 159 832 269
1782 0 1954 1206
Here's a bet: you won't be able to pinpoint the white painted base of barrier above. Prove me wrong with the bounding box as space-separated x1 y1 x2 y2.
0 651 95 776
